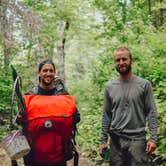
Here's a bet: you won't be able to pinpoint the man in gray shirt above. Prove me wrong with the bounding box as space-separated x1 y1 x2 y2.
99 47 158 166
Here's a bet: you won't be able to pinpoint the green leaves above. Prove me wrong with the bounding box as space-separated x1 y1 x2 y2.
0 0 165 163
0 68 12 114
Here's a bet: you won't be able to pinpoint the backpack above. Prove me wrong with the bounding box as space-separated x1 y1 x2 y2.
23 94 78 165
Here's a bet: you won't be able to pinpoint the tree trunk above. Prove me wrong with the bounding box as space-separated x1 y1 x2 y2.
159 0 164 26
148 0 151 15
0 0 11 68
56 20 69 82
122 0 127 24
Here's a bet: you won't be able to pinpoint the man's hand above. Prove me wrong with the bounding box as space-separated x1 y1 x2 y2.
99 143 108 157
146 140 157 154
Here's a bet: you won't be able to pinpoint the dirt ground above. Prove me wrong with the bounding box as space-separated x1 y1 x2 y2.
0 148 91 166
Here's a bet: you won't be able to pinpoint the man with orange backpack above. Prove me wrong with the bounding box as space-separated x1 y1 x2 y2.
21 59 80 166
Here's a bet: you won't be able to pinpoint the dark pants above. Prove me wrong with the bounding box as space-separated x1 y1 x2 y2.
23 151 67 166
109 133 151 166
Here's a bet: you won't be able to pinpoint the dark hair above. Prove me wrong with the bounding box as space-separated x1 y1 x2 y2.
114 46 132 59
38 59 56 72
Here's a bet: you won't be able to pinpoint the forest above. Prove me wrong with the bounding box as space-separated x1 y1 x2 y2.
0 0 166 165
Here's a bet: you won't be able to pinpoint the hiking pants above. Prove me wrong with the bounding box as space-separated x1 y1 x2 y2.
109 133 151 166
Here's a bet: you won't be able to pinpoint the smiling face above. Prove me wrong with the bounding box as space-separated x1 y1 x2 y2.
114 49 132 76
38 63 56 89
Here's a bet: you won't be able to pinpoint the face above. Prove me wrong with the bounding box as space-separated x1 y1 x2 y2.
114 50 132 75
38 64 55 87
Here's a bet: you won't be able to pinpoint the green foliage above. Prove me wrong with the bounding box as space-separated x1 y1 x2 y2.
0 68 12 115
70 0 166 164
156 101 166 158
0 67 13 141
0 0 166 164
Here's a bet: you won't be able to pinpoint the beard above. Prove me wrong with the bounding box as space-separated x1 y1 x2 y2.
116 63 132 76
40 77 54 86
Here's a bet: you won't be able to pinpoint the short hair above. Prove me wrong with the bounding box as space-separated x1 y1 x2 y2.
114 46 132 59
38 59 56 72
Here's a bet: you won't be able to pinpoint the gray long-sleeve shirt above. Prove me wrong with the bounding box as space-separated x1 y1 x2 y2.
100 76 158 144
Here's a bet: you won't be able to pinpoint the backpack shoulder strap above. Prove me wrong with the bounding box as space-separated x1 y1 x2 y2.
25 86 39 95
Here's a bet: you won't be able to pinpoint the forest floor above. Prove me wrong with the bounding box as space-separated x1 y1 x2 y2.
0 148 92 166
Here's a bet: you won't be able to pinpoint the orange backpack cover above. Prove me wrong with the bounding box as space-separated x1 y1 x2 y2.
23 94 76 164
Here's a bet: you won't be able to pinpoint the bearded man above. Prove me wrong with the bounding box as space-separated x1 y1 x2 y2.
99 47 158 166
